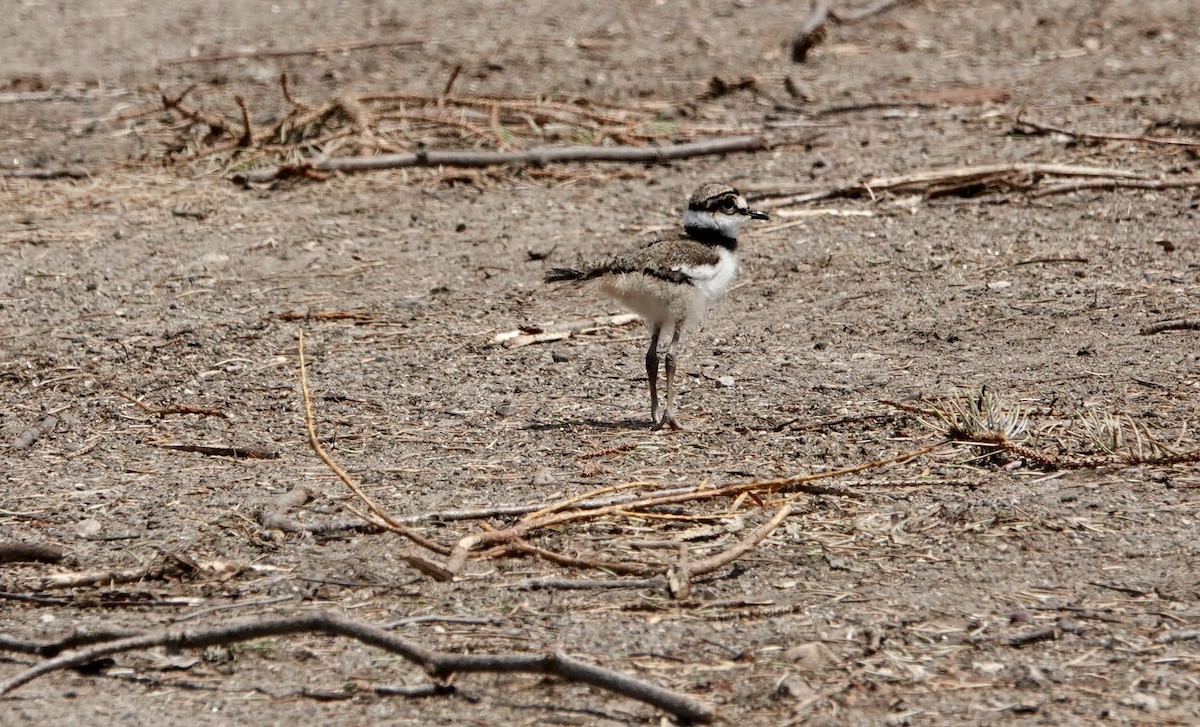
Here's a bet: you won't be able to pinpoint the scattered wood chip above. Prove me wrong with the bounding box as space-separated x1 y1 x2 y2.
492 313 641 348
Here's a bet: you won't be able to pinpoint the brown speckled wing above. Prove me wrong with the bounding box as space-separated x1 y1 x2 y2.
591 236 720 284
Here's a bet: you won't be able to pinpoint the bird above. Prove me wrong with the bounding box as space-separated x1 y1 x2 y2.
544 182 768 430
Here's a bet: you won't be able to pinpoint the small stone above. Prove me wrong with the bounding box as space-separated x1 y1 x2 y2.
717 375 735 388
775 674 816 700
530 469 555 487
783 642 837 671
550 349 571 363
494 404 516 417
75 519 102 538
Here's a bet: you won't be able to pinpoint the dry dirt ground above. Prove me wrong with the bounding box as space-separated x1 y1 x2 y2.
4 1 1200 724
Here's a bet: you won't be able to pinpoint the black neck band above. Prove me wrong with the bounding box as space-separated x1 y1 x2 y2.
684 225 738 251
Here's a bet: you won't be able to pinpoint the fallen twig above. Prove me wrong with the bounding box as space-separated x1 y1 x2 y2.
957 431 1200 470
231 135 769 185
0 542 65 564
157 443 279 459
1034 177 1200 198
1015 117 1200 148
297 329 452 558
119 392 227 418
0 627 139 657
514 576 662 591
0 167 89 180
276 309 376 322
791 0 830 63
491 313 640 348
757 163 1150 206
443 442 946 575
0 87 128 105
1140 319 1200 336
669 503 792 599
156 37 425 66
33 555 197 591
0 611 715 722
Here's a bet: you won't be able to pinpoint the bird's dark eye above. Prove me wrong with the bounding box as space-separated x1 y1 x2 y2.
720 198 737 212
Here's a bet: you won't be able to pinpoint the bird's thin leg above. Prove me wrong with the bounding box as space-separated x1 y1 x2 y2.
656 324 685 431
645 324 662 426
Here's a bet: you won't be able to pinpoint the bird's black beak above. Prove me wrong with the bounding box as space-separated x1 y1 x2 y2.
747 208 770 220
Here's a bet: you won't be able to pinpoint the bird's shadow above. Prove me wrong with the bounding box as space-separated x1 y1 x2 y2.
526 417 651 432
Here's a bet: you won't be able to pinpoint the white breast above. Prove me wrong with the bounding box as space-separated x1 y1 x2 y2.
676 247 738 301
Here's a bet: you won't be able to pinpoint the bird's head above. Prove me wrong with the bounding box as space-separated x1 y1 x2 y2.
682 182 769 241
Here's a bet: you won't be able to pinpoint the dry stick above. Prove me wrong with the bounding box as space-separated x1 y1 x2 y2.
515 576 662 590
961 431 1200 470
1015 117 1200 148
499 539 658 576
0 627 139 657
0 612 715 723
276 309 375 322
791 0 830 63
118 392 227 418
231 135 769 184
493 313 641 348
688 503 792 577
0 167 89 180
296 329 451 557
444 442 945 574
1140 319 1200 336
156 37 425 66
521 481 654 522
441 64 464 98
0 542 65 564
394 487 704 525
233 94 254 148
757 163 1148 206
0 87 128 105
1034 177 1200 198
157 443 279 459
35 557 191 591
669 502 793 599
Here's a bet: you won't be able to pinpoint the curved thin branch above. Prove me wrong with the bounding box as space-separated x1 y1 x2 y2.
0 612 714 723
297 329 451 556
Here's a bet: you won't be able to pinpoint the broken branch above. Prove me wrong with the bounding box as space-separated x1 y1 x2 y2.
0 611 715 722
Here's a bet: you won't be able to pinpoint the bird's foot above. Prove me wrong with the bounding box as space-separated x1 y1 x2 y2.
651 411 686 431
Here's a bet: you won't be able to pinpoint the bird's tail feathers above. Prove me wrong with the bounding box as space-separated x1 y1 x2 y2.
544 267 591 283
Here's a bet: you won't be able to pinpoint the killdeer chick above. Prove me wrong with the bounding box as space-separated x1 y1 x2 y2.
545 182 768 430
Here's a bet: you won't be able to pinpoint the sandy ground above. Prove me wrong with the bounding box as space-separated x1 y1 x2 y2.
3 1 1200 724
